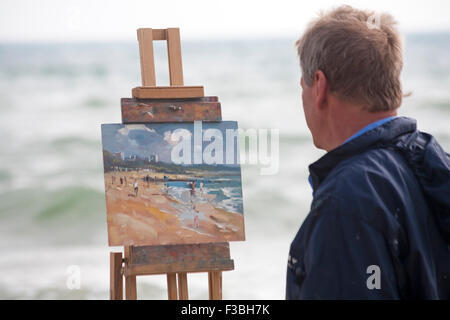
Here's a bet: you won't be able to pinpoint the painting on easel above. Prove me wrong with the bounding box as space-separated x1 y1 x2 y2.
101 121 245 246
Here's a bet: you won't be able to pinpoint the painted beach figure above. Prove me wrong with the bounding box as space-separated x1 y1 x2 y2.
133 179 138 197
194 214 199 229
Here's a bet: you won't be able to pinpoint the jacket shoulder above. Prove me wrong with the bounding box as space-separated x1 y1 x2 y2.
314 147 420 223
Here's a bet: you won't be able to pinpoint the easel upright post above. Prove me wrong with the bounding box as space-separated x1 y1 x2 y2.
137 28 156 86
166 28 184 86
124 245 137 300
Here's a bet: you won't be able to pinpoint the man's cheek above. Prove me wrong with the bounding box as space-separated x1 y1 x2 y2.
301 91 307 110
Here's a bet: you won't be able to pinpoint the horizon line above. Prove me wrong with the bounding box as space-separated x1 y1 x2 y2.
0 30 450 45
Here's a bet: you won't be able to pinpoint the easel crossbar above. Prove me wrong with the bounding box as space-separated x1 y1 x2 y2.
124 259 234 277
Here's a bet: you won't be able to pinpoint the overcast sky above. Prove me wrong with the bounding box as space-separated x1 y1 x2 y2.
1 0 450 42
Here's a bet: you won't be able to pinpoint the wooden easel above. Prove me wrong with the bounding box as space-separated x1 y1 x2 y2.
109 28 235 300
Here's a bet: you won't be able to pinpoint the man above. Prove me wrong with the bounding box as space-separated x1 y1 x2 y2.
286 5 450 299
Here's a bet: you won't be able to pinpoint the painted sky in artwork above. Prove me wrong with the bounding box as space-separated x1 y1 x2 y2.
101 121 240 166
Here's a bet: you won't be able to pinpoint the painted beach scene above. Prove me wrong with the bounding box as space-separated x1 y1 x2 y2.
101 121 245 246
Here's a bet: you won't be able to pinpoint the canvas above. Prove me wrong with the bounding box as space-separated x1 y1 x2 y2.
101 121 245 246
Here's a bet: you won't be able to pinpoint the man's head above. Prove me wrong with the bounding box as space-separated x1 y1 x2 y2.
296 5 404 151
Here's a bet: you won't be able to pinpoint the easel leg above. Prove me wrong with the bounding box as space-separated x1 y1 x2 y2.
167 273 178 300
208 271 222 300
177 272 188 300
125 274 137 300
124 245 137 300
110 252 123 300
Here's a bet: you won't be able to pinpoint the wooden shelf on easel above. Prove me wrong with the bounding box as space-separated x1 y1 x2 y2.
132 86 204 99
121 97 221 123
124 243 234 276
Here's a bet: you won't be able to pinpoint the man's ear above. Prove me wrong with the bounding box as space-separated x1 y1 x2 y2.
313 70 328 110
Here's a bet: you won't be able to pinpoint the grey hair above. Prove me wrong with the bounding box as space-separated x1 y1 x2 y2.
296 5 404 112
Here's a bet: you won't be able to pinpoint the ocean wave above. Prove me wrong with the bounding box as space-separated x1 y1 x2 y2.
0 186 105 223
221 186 237 198
216 197 243 214
166 186 191 203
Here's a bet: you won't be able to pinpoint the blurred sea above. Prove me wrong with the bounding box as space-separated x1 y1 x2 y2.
0 33 449 299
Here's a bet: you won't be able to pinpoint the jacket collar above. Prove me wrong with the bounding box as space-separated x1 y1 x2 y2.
309 116 417 191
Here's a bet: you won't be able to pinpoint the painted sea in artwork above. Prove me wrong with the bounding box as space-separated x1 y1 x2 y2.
101 121 245 246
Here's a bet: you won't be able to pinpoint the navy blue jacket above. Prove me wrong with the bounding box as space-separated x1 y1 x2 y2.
286 117 450 299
